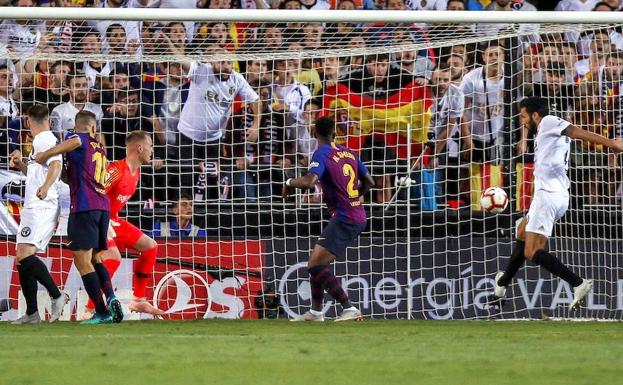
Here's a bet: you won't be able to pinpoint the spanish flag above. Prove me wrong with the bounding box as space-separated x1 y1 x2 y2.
515 162 535 212
322 82 433 158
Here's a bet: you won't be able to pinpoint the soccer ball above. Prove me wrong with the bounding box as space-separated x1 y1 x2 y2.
480 187 508 213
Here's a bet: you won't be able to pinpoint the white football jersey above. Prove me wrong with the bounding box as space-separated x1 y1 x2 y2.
50 102 104 137
24 130 62 209
178 62 259 143
406 0 447 10
533 115 572 194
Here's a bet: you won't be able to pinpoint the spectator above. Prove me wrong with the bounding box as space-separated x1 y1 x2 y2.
149 195 206 238
21 60 71 112
531 62 575 119
576 29 612 82
555 0 600 11
0 64 19 163
177 48 260 201
406 0 446 9
475 0 538 42
102 87 153 161
460 41 504 163
429 63 468 208
272 57 313 157
245 59 270 86
392 27 434 83
0 0 45 57
230 81 287 200
50 72 104 140
559 41 579 84
300 0 330 9
344 53 410 100
81 28 113 89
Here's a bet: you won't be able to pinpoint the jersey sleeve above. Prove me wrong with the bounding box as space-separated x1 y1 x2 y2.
105 161 122 194
308 149 326 178
50 107 62 135
357 157 369 177
448 85 465 120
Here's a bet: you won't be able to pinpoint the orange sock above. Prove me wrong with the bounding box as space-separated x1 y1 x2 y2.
133 246 158 298
85 259 121 310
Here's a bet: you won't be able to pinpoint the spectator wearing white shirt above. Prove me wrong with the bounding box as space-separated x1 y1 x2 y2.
0 0 45 58
272 57 313 164
50 72 104 142
178 49 261 200
0 64 18 123
460 41 504 163
555 0 600 11
80 29 113 89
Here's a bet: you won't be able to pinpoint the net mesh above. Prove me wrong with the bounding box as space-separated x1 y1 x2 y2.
0 16 622 320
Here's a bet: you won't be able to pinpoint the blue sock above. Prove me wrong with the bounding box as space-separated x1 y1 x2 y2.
81 272 109 316
94 263 115 301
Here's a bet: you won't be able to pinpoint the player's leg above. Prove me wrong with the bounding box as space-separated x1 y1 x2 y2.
13 207 67 324
128 233 163 315
82 244 122 319
12 244 42 324
494 217 528 298
523 191 592 310
68 211 112 324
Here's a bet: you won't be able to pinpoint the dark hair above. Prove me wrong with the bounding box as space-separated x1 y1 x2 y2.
365 53 389 63
125 130 150 145
74 110 97 129
436 62 451 72
593 2 615 11
26 104 49 122
106 23 125 39
67 71 87 88
50 61 71 73
0 64 8 72
519 97 549 117
447 0 465 6
315 116 335 139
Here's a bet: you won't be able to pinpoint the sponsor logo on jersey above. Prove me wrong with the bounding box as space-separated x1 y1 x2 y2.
117 194 132 203
20 227 31 237
309 161 319 169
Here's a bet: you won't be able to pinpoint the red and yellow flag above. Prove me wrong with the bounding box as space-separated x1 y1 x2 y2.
322 82 433 158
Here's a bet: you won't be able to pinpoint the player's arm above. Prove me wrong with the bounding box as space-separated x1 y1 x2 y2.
34 136 82 165
357 157 375 198
9 150 27 175
563 124 623 153
36 160 61 200
286 173 318 190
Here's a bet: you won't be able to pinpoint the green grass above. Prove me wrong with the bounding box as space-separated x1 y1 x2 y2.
1 320 622 385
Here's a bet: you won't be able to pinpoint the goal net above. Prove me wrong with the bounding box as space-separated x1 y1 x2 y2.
0 9 622 321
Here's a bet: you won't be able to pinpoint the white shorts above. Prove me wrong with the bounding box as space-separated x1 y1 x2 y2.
17 205 60 252
525 189 569 237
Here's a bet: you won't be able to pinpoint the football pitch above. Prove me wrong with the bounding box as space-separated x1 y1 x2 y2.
2 320 622 385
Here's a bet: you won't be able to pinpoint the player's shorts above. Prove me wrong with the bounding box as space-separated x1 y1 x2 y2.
17 205 60 252
67 210 109 252
525 189 569 237
316 218 367 259
107 218 144 249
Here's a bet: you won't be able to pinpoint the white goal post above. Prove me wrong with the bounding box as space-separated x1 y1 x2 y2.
0 7 622 322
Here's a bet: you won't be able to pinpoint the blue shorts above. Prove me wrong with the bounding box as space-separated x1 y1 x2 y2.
67 210 109 252
316 218 366 259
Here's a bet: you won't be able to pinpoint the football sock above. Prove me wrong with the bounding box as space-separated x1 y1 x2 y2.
532 249 583 287
81 272 108 316
94 263 115 300
308 265 352 311
17 262 38 316
85 259 121 310
21 255 61 299
133 246 158 298
498 240 525 287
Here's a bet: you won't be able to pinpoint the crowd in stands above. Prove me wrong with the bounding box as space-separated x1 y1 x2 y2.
1 0 623 235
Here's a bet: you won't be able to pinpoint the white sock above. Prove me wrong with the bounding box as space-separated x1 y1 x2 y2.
343 306 357 312
309 309 323 316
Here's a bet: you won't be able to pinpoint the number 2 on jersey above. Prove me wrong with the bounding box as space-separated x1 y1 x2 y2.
342 163 359 198
92 152 107 186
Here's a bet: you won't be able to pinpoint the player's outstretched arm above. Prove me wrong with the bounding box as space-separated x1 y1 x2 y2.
282 173 319 200
34 137 82 165
564 124 623 153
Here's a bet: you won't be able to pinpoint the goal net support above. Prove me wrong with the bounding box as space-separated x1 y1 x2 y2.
0 9 622 321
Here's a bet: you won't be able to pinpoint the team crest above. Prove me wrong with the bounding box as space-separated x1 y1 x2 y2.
20 227 31 237
229 86 235 96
